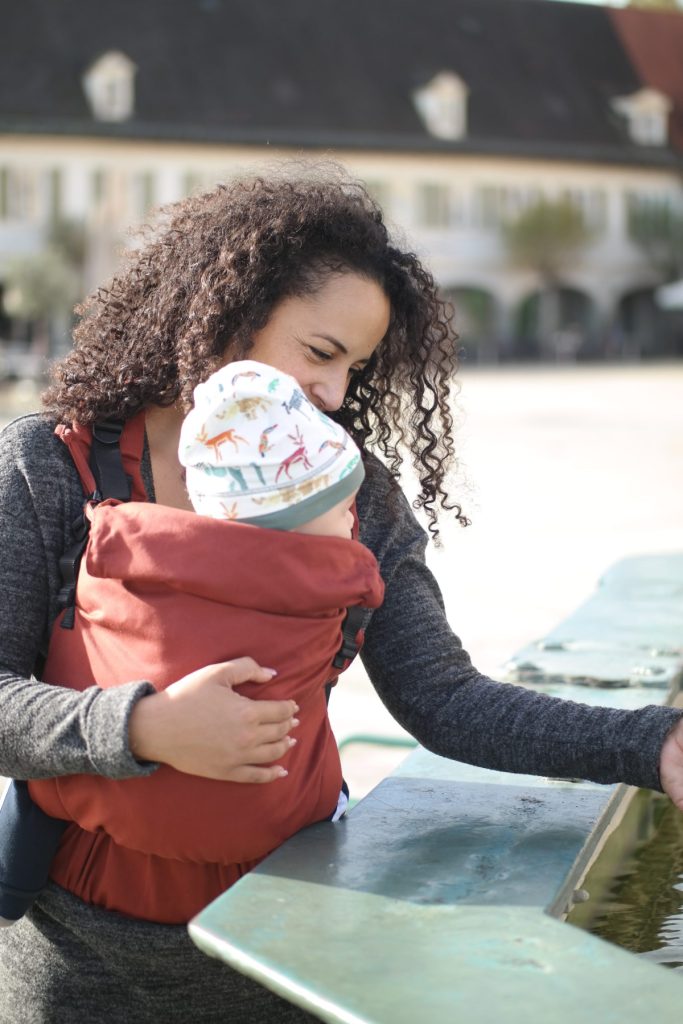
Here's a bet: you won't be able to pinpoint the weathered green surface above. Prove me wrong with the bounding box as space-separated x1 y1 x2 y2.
189 555 683 1022
505 553 683 689
192 885 683 1024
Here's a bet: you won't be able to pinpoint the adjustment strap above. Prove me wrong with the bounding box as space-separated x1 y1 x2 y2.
58 420 130 630
57 514 91 629
89 420 131 503
332 605 367 670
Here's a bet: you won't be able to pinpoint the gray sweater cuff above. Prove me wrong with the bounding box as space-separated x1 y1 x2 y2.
83 681 159 779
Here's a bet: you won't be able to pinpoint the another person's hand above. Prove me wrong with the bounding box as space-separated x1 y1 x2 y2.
659 717 683 811
128 658 298 783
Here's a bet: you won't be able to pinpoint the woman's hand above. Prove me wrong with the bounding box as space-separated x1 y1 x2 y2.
128 658 298 783
659 717 683 811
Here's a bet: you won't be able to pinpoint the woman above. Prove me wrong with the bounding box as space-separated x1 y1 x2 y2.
1 165 682 1022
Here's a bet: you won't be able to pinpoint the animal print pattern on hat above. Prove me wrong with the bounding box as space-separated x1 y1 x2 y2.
179 360 364 530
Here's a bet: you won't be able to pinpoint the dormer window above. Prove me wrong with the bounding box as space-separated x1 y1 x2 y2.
611 88 672 147
83 51 136 123
413 72 468 142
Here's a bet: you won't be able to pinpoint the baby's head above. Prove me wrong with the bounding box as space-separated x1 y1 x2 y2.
179 360 363 539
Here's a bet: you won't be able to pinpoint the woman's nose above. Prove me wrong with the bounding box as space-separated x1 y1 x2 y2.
309 374 348 413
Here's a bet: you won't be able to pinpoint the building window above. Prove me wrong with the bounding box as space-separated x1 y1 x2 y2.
0 168 39 221
632 112 667 147
83 51 137 122
624 192 675 241
182 172 205 197
475 188 528 230
91 168 108 207
585 189 607 230
130 172 155 220
413 72 468 141
416 183 453 228
48 168 62 223
611 88 672 148
0 169 7 220
363 179 391 214
566 189 608 231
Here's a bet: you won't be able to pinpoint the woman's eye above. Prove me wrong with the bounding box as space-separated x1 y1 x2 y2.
308 346 333 362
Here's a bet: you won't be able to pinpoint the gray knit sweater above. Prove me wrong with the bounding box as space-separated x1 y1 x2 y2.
0 412 679 791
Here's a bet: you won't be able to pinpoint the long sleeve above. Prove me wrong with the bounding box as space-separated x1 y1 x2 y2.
0 414 155 780
357 455 681 792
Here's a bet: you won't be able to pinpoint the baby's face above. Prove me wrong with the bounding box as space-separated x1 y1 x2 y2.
293 491 357 540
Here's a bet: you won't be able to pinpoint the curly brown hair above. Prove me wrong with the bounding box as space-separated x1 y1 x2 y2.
43 163 467 536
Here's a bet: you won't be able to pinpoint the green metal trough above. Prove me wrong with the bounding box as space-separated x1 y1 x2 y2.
189 553 683 1022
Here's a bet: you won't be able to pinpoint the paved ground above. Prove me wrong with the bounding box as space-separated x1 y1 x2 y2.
2 363 683 798
328 361 683 796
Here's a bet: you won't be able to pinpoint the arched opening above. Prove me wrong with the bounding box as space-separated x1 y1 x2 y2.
513 286 597 361
615 287 682 359
442 286 500 363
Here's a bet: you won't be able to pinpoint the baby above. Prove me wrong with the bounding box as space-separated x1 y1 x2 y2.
179 358 363 538
0 360 381 924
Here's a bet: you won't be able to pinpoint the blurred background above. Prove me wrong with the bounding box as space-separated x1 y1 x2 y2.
1 0 682 796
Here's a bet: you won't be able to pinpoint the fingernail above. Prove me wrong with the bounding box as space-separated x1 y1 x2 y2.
291 718 300 728
264 668 278 676
293 703 300 713
277 767 288 778
288 737 297 748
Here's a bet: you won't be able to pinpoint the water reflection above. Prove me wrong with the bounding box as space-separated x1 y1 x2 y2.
568 790 683 971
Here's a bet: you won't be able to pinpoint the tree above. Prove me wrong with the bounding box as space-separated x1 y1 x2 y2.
2 249 80 323
502 197 595 356
502 196 594 282
626 203 683 281
1 219 85 361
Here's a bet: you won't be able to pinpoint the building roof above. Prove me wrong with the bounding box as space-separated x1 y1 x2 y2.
0 0 681 167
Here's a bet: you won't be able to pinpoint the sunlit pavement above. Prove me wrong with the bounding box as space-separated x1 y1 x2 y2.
331 361 683 797
2 363 683 799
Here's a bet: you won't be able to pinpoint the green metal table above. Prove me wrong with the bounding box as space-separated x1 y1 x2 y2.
190 553 683 1022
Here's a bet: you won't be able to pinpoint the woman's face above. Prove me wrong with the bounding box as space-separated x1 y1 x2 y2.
246 273 391 413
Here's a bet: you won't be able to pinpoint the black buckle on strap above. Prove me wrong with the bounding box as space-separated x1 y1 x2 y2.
332 606 366 670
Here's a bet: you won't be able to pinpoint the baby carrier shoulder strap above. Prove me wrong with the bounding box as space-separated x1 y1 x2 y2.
88 420 133 503
55 414 146 628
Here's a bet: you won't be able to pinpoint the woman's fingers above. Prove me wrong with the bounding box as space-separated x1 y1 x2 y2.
128 657 304 781
248 717 300 744
248 735 297 765
252 698 300 724
201 659 299 724
228 764 292 785
215 656 279 687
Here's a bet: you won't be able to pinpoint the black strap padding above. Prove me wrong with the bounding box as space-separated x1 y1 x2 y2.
58 420 129 631
89 420 131 503
325 606 367 705
57 515 90 629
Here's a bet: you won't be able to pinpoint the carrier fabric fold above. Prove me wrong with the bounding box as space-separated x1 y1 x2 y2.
30 500 383 922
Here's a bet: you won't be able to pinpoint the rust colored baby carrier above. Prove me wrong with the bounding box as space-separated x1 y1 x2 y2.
29 415 384 923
